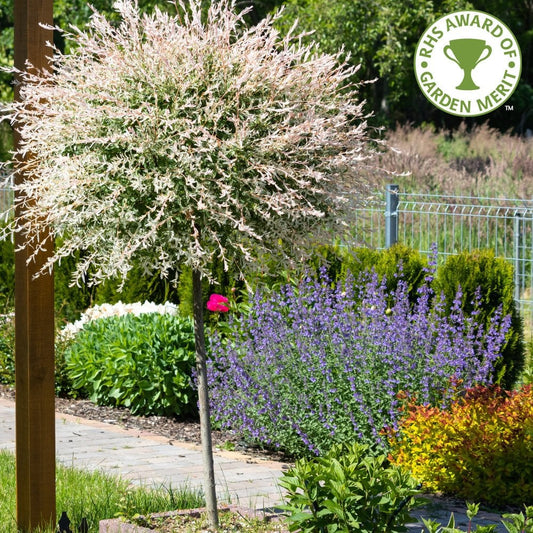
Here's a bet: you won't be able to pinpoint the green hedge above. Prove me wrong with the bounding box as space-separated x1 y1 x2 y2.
0 228 96 324
310 244 524 388
313 242 427 305
435 249 525 390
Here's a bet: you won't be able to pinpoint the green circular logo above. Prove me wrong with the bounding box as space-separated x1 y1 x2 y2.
414 10 521 117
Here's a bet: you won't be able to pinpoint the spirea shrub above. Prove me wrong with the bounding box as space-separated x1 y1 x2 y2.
387 385 533 507
65 312 196 416
207 269 511 457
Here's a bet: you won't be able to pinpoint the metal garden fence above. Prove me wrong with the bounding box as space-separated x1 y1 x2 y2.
1 180 532 322
352 185 533 325
0 173 12 215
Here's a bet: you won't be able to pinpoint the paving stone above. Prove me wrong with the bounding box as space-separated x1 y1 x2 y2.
0 398 513 528
0 398 288 510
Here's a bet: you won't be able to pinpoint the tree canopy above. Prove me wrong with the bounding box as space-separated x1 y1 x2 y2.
275 0 532 132
0 0 530 143
1 0 376 284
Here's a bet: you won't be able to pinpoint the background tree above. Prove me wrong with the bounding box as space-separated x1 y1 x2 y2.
469 0 533 132
0 0 530 153
275 0 532 132
0 0 377 527
237 0 285 23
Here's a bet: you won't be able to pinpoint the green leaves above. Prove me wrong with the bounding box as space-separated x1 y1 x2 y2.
420 504 533 532
279 442 423 533
466 502 480 521
64 312 197 416
275 0 474 124
502 506 533 533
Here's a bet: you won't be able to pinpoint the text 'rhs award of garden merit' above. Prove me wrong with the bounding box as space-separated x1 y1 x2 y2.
414 10 521 117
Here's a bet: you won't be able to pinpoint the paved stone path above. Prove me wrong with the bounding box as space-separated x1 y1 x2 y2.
0 398 510 531
0 398 288 510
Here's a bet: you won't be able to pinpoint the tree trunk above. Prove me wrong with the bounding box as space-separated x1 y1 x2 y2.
192 268 219 529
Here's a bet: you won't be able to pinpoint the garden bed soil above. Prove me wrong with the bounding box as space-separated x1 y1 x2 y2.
99 505 289 532
100 498 513 533
0 384 289 463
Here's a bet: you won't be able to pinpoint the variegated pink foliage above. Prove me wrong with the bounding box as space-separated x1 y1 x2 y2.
2 0 378 285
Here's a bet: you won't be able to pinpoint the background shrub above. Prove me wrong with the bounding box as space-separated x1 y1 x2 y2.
280 442 422 533
65 312 197 416
207 269 510 457
93 265 178 309
177 259 246 328
0 231 14 311
0 311 80 397
522 342 533 386
435 249 525 389
387 385 533 507
376 123 533 199
311 243 427 306
0 312 14 385
0 228 96 325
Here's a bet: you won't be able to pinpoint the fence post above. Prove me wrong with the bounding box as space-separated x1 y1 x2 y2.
14 0 56 530
514 212 523 304
385 184 399 248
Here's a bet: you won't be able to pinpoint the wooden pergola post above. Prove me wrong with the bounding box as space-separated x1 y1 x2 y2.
13 0 56 531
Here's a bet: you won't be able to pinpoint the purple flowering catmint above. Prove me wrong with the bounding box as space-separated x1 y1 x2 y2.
207 267 511 457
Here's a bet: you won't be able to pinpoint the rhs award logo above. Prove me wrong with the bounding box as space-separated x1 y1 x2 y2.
414 10 521 117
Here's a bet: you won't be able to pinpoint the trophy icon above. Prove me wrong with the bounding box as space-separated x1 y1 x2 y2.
443 39 492 90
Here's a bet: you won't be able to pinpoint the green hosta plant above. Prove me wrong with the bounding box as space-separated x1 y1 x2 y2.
279 442 422 533
65 312 196 416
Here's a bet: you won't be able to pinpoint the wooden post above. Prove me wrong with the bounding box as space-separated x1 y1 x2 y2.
14 0 56 530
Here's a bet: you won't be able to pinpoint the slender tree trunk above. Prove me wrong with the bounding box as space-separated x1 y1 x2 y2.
192 268 219 529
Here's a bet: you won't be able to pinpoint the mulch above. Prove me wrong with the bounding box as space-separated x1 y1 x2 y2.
0 383 290 463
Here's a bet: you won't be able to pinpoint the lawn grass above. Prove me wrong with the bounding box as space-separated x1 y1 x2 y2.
0 449 204 532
